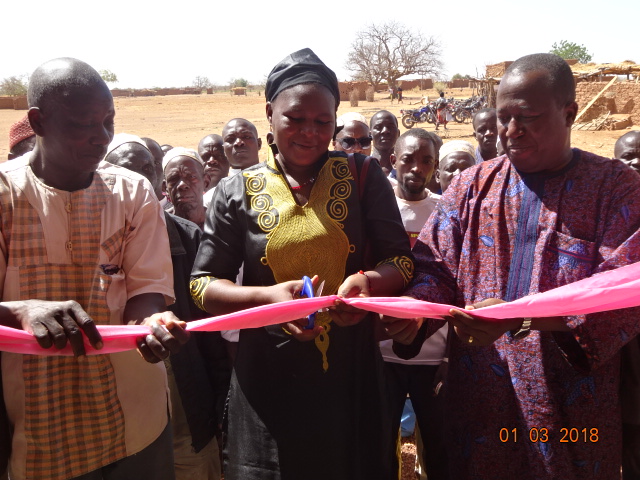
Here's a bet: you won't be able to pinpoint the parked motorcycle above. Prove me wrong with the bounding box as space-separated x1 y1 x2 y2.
452 98 484 123
400 104 436 129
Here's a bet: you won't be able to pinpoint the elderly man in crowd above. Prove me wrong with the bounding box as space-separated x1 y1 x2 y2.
472 108 497 164
7 115 36 160
0 57 188 480
615 130 640 174
435 140 476 193
395 53 640 479
163 148 208 230
105 134 229 480
382 128 448 479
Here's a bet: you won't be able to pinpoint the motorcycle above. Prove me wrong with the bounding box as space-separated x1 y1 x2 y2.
400 104 437 129
452 98 484 123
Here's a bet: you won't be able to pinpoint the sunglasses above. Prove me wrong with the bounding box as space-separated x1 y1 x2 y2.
338 136 372 150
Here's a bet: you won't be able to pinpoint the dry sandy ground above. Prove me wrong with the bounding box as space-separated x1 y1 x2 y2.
0 89 625 478
0 88 632 161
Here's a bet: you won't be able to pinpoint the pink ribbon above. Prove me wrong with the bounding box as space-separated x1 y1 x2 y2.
3 261 640 356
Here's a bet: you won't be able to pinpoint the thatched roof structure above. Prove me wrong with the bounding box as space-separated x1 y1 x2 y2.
570 61 640 79
482 60 640 82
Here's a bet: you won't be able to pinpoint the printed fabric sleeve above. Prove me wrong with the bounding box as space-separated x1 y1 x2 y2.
556 164 640 370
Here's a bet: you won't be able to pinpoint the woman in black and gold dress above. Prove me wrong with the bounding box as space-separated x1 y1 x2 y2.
190 48 414 480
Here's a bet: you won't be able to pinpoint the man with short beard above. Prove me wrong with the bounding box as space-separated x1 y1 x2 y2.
383 128 448 479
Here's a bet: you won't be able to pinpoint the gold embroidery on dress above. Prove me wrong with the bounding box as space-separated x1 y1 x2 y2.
245 156 353 371
190 276 215 311
377 255 415 286
314 311 332 371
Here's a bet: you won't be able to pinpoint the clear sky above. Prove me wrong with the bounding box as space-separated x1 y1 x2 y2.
2 0 638 89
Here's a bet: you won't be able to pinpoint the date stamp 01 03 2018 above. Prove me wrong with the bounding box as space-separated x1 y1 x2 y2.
499 427 600 444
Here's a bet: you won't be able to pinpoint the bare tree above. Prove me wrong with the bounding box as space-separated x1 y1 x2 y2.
193 76 212 90
346 22 442 89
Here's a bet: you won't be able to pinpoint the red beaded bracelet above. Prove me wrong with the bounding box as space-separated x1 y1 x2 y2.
358 270 372 293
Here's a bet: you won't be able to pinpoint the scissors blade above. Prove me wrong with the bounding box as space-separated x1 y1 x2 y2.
315 280 325 298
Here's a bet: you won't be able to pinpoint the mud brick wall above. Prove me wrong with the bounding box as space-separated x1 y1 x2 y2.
338 82 368 102
449 79 470 88
156 88 183 96
12 96 27 109
575 81 640 125
111 89 131 97
398 79 433 90
0 97 15 109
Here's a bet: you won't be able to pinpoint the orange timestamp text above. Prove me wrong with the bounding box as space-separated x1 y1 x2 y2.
499 427 599 443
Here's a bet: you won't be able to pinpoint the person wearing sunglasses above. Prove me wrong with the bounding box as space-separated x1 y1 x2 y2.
333 113 373 156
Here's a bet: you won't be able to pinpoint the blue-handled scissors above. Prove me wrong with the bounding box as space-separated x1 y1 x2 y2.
300 276 325 329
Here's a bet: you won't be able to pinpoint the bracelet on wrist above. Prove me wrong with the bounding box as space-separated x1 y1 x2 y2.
357 270 373 293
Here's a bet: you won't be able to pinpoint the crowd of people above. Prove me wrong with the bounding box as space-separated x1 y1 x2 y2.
1 48 640 480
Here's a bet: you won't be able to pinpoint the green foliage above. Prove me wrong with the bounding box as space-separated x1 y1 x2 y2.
550 40 593 64
192 76 212 89
99 69 118 84
452 73 473 81
229 78 249 88
433 81 447 93
0 76 28 96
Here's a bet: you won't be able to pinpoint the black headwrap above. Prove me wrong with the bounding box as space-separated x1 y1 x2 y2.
265 48 340 106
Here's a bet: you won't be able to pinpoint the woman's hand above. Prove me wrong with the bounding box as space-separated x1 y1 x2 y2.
266 279 309 304
283 321 324 342
274 276 325 342
329 273 370 327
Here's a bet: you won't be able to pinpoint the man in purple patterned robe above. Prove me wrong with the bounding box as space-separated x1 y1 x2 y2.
401 53 640 480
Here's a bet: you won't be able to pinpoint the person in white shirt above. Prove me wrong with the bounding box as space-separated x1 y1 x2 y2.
381 128 449 479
